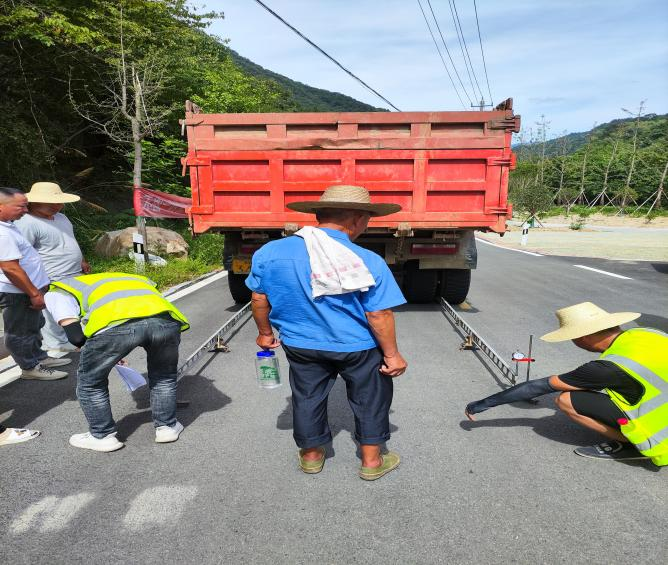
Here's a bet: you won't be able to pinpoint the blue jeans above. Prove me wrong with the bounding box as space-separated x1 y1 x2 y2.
76 315 181 438
0 291 48 370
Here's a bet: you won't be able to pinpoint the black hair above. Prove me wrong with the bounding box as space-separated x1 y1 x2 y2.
0 187 24 199
315 208 369 223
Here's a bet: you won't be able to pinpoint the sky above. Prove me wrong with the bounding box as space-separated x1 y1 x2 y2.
205 0 668 137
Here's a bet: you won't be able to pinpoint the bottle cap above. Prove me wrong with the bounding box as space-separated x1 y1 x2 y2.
617 418 629 425
256 350 275 358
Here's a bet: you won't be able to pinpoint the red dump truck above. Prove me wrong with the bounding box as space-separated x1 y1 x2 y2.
182 99 520 304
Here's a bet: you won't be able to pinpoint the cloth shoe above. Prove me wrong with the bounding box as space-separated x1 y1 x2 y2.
155 421 184 443
39 357 72 368
359 451 401 481
574 441 648 461
0 427 40 446
298 447 326 474
21 364 68 380
69 432 124 452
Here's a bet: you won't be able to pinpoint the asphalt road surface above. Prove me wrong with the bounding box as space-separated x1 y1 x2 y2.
1 246 667 564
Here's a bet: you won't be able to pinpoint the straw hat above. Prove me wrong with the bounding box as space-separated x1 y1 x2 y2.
287 185 401 217
26 182 80 204
540 302 640 342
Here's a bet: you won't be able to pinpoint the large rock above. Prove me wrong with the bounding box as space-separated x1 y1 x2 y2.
95 226 189 259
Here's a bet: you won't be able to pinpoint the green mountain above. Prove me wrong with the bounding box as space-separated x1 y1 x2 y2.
228 49 385 112
510 113 668 210
516 113 667 158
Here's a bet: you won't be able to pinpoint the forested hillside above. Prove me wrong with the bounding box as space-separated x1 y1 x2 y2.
229 50 383 113
0 0 379 204
510 112 668 216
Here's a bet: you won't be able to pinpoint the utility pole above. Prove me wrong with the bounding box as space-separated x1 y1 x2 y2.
471 98 493 111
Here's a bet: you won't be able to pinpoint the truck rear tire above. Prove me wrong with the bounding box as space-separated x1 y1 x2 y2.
228 272 252 304
439 269 471 305
403 262 439 303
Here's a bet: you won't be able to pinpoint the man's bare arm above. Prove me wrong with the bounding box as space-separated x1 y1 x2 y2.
251 291 280 349
0 260 45 309
365 309 407 377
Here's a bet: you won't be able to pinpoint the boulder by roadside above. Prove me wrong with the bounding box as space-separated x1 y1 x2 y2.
95 227 189 259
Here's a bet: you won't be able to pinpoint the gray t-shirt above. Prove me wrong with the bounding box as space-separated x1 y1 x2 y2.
15 212 83 280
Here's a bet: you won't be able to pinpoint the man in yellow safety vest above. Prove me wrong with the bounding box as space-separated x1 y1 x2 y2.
465 302 668 466
44 272 189 452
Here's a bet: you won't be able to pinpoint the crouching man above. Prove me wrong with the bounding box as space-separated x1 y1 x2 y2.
45 272 190 452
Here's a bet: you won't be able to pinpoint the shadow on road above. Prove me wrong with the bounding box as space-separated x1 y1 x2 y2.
638 313 668 333
0 356 78 427
118 374 231 440
276 378 398 460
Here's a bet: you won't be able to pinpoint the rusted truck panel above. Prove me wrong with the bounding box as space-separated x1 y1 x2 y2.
182 99 520 303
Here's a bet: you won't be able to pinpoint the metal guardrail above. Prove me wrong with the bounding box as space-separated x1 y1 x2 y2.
439 298 518 385
177 302 252 378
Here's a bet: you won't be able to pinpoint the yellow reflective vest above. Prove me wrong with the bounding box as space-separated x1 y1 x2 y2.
601 328 668 466
50 273 190 337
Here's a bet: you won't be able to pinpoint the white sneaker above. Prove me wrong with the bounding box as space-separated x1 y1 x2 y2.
69 432 124 452
21 364 68 380
39 357 72 368
155 421 184 443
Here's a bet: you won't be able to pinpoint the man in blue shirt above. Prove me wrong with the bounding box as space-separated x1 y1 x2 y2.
246 185 407 480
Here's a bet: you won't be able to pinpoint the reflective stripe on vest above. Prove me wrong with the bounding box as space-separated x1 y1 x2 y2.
83 288 162 323
601 328 668 464
604 354 665 415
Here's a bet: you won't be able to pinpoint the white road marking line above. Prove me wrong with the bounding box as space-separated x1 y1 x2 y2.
475 237 543 256
166 271 228 302
10 493 96 534
574 265 633 280
123 486 198 530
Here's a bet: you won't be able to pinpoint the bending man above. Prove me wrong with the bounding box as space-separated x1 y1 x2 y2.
465 302 668 465
45 272 189 452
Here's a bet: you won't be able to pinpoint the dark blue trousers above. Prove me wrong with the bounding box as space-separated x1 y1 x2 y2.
282 344 393 448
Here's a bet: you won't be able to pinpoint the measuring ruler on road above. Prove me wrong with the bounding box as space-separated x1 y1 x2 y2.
439 298 519 385
177 302 252 378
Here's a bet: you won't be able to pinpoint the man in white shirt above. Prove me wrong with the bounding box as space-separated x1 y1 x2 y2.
0 187 72 446
15 182 90 352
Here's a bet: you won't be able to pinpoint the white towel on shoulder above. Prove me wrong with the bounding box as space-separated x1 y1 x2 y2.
295 226 376 298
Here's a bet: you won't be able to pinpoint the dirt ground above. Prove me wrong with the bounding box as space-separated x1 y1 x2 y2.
478 215 668 261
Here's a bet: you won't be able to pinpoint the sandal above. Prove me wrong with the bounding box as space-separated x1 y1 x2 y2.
0 428 41 446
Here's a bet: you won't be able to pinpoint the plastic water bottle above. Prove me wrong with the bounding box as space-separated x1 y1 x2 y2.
255 350 282 389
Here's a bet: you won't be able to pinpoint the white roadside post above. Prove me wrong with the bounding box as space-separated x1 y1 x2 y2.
132 231 146 273
520 222 529 246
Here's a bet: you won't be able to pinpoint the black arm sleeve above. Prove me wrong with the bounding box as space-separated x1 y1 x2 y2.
466 377 556 415
63 322 87 347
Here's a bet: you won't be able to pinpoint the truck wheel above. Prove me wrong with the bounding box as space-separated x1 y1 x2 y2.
403 262 439 303
439 269 471 305
228 272 252 304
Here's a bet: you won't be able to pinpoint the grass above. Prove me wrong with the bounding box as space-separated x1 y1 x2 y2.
542 205 668 218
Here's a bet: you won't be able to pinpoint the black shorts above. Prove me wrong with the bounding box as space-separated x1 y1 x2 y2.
570 391 626 428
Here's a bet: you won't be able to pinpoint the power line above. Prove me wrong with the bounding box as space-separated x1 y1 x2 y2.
251 0 401 111
424 0 474 104
473 0 493 106
447 0 484 103
416 0 466 108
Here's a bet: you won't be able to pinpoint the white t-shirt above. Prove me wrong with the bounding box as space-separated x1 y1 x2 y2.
44 290 80 324
15 212 83 280
0 220 50 293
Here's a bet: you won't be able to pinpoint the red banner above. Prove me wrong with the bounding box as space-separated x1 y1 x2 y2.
133 187 191 218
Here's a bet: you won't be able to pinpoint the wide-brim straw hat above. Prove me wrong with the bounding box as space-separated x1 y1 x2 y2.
540 302 640 342
26 182 80 204
287 185 401 217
